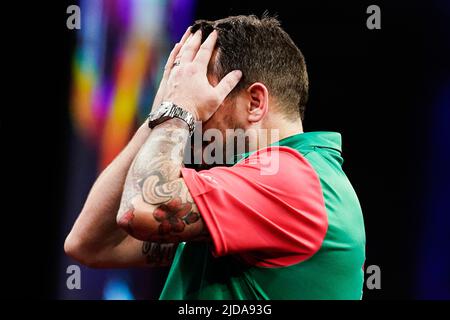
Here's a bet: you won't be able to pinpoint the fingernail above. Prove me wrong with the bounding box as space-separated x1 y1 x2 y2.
235 70 243 77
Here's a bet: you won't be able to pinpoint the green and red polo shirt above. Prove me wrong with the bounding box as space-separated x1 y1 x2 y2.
160 132 366 300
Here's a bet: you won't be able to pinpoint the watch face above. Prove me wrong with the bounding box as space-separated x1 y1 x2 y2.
149 103 194 134
149 112 158 121
151 104 168 120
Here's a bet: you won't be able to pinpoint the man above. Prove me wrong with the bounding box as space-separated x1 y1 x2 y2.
65 15 366 299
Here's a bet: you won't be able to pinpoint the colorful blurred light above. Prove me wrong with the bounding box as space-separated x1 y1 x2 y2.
64 0 195 299
70 0 195 169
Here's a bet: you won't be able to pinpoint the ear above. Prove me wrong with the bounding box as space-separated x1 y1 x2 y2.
247 82 269 123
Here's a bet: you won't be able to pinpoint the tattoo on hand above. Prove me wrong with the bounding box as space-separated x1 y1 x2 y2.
153 197 200 235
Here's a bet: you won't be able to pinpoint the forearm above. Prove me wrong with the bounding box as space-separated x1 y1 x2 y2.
117 119 189 222
117 119 205 242
117 119 189 220
114 28 241 244
65 28 196 267
65 122 151 264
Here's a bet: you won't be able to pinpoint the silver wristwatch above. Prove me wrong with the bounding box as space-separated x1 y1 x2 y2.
147 101 196 136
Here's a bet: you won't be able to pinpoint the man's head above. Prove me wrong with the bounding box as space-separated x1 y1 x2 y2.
188 15 309 166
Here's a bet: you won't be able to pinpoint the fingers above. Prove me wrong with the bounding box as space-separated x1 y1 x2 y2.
174 27 192 60
180 30 202 64
215 70 243 101
163 42 182 79
163 27 191 76
179 26 192 46
176 33 191 61
194 30 218 68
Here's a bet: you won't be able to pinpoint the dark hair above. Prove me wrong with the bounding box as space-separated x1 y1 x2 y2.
191 15 309 120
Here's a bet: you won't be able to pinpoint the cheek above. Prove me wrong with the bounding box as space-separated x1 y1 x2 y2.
203 105 230 132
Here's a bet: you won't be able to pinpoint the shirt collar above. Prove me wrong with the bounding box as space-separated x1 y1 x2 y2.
234 131 342 164
274 131 342 153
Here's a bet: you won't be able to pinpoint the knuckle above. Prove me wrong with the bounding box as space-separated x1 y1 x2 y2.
225 77 234 87
199 44 211 52
184 42 194 51
170 67 181 77
206 94 219 105
184 64 198 75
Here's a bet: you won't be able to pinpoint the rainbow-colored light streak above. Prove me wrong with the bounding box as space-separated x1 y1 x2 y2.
70 0 169 169
65 0 196 300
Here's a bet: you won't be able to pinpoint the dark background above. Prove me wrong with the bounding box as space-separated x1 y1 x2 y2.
3 0 449 299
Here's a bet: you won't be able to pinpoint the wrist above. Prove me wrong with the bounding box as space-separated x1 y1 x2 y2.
165 117 191 131
134 121 152 140
148 101 197 136
165 98 199 121
179 105 199 122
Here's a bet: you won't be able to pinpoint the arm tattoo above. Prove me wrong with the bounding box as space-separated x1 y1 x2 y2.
118 119 208 243
142 241 178 266
141 174 182 204
152 186 201 235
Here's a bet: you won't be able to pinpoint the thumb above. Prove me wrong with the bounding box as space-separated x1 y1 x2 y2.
215 70 243 101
